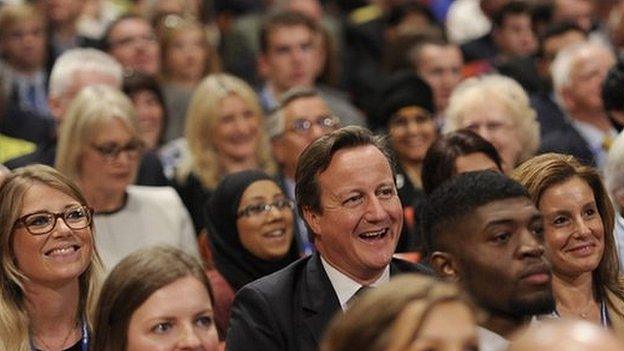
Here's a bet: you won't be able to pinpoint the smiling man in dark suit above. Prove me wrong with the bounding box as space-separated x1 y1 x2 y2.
226 126 430 351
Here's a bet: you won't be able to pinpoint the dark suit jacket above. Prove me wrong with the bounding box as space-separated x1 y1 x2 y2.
225 254 431 351
539 123 595 166
460 33 497 63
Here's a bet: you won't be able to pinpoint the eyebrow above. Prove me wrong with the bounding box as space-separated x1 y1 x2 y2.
484 213 542 228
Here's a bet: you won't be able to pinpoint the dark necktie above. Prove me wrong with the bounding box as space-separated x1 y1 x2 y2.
346 285 372 308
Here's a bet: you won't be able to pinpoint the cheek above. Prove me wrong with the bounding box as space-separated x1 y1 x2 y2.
236 219 261 251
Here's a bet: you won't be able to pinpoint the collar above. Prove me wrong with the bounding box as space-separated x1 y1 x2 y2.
320 256 389 310
477 326 509 351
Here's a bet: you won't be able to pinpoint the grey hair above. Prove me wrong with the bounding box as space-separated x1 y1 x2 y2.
550 40 614 108
48 48 123 98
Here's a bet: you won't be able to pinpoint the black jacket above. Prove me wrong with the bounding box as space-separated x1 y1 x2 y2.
226 253 431 351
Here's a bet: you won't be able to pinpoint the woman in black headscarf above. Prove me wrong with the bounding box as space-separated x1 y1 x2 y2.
204 170 300 337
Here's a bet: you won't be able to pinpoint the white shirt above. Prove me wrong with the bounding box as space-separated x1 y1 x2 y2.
477 327 509 351
570 118 617 170
320 256 390 310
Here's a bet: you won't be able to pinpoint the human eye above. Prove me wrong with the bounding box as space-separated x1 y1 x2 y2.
274 199 293 209
491 231 511 244
248 203 268 216
343 194 363 206
220 114 235 124
532 224 544 238
552 215 569 226
584 205 598 217
377 186 396 199
242 110 256 120
195 315 214 328
151 322 172 334
25 213 52 228
66 207 86 219
391 116 408 127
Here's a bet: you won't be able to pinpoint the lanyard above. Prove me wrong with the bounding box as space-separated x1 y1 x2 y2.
30 318 89 351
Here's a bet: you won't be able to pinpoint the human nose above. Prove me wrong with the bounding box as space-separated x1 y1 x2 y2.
308 123 325 139
49 216 73 238
176 324 203 349
265 203 285 222
573 218 592 239
517 229 545 259
364 196 389 223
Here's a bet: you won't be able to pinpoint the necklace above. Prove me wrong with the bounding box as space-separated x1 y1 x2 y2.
34 323 77 351
558 299 596 319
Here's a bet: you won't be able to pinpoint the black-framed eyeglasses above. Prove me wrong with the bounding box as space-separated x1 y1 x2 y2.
237 199 296 218
14 205 93 235
91 140 144 162
287 115 339 135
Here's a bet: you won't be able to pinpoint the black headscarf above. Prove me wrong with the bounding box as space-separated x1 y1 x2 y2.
205 170 300 290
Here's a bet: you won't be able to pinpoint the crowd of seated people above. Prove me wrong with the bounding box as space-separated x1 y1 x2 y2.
5 0 624 350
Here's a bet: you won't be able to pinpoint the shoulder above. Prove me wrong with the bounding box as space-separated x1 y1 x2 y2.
240 257 312 298
126 185 188 212
390 257 435 276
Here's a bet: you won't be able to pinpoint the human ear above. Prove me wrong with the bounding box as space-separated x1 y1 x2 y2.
430 252 459 280
302 207 321 238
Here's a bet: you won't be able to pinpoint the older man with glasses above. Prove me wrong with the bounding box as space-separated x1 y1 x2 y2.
267 87 339 255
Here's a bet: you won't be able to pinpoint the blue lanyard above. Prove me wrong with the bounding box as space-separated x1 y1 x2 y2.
30 319 89 351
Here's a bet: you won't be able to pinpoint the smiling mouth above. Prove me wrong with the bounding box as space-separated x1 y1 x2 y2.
263 228 286 238
566 243 595 255
358 228 389 241
45 244 80 257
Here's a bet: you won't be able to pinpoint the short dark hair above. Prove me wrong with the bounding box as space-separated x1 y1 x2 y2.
493 1 533 28
122 71 168 145
101 14 146 51
421 129 503 195
259 10 319 54
603 58 624 113
409 36 453 70
295 126 395 215
421 171 530 256
537 21 587 58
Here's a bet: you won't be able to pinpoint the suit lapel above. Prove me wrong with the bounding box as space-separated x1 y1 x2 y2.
300 254 341 345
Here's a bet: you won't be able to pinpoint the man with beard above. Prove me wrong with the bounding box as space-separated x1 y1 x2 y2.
421 171 555 351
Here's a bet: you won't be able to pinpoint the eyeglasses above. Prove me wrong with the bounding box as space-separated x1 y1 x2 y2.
237 199 296 218
287 115 339 135
14 205 93 235
91 140 144 162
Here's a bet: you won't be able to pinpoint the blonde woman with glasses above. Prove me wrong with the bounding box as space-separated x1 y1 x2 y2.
55 85 199 271
0 165 104 351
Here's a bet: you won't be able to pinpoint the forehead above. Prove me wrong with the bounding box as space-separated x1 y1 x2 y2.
544 31 585 54
110 18 151 38
469 197 539 234
419 45 462 63
91 118 134 142
317 145 393 192
501 13 531 27
572 49 614 73
20 181 79 214
240 180 282 203
539 176 595 205
267 24 312 48
284 96 330 120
